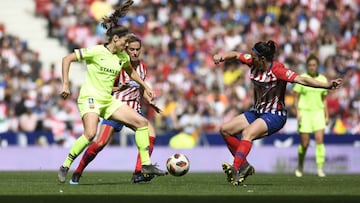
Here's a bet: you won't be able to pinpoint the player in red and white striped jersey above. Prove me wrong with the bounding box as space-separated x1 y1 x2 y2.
213 40 343 186
71 34 162 184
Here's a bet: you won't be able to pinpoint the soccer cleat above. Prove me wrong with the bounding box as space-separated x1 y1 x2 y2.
131 172 155 183
141 164 168 176
232 163 255 186
58 166 69 183
222 162 235 183
317 169 326 177
295 168 303 177
69 172 81 185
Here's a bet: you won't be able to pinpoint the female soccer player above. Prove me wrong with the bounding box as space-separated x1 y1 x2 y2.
293 54 329 177
69 34 161 184
213 40 343 186
57 0 166 183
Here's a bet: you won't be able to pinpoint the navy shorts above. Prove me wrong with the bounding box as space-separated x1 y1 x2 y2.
244 110 287 136
101 111 143 132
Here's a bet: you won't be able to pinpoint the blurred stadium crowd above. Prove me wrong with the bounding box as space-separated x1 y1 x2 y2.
0 0 359 147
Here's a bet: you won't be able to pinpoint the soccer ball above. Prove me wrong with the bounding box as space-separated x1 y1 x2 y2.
166 153 190 177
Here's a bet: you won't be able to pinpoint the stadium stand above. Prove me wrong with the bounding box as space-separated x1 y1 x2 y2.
0 0 359 147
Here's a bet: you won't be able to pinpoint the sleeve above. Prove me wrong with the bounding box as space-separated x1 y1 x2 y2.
320 75 328 96
272 63 298 82
237 53 253 66
74 46 97 61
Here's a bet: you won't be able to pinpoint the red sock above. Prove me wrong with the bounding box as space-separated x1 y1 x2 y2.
233 140 252 171
134 136 155 173
223 135 240 157
75 142 101 174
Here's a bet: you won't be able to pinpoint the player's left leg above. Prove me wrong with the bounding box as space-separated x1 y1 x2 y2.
110 105 167 176
315 129 326 177
313 111 326 177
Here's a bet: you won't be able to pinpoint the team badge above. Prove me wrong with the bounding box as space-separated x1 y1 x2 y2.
88 98 95 109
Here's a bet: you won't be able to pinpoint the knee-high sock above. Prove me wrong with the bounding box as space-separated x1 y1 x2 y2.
297 144 307 170
74 142 102 174
135 126 151 165
223 135 240 157
63 134 91 168
315 144 326 170
233 140 252 171
134 136 155 173
74 125 112 174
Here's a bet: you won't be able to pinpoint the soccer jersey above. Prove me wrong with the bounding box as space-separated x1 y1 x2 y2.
293 73 328 111
113 61 147 111
237 53 298 115
74 45 130 119
74 45 130 101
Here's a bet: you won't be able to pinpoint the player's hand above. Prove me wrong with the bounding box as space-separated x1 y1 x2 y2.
329 78 343 89
60 90 70 99
213 54 223 65
145 88 154 101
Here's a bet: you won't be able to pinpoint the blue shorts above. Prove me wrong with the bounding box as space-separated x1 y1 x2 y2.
244 110 287 136
101 111 143 132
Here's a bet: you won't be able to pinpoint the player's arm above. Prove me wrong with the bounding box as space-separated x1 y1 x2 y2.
293 75 343 90
60 52 77 99
123 63 154 100
111 71 129 93
322 94 330 124
138 86 162 113
213 51 241 64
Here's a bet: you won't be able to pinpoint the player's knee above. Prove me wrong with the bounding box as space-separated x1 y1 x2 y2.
135 117 148 128
219 126 230 137
84 132 97 141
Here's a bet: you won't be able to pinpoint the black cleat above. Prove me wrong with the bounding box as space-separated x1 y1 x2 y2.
232 163 255 186
222 162 235 183
131 172 155 183
69 172 81 185
141 164 168 176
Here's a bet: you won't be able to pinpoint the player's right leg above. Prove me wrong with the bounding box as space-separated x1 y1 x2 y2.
296 132 310 178
58 113 99 183
70 123 117 184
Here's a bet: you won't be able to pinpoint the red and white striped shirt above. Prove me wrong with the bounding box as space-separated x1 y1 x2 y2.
238 53 298 115
113 62 147 112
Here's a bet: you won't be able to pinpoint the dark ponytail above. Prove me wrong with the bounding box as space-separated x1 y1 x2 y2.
101 0 134 40
253 40 277 61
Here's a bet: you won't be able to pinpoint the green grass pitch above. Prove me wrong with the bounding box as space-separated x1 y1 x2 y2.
0 171 359 203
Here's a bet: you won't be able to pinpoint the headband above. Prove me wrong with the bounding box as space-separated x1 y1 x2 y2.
252 47 262 57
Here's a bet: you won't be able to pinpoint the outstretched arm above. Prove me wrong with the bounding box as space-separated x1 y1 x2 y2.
213 51 241 64
294 75 343 90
